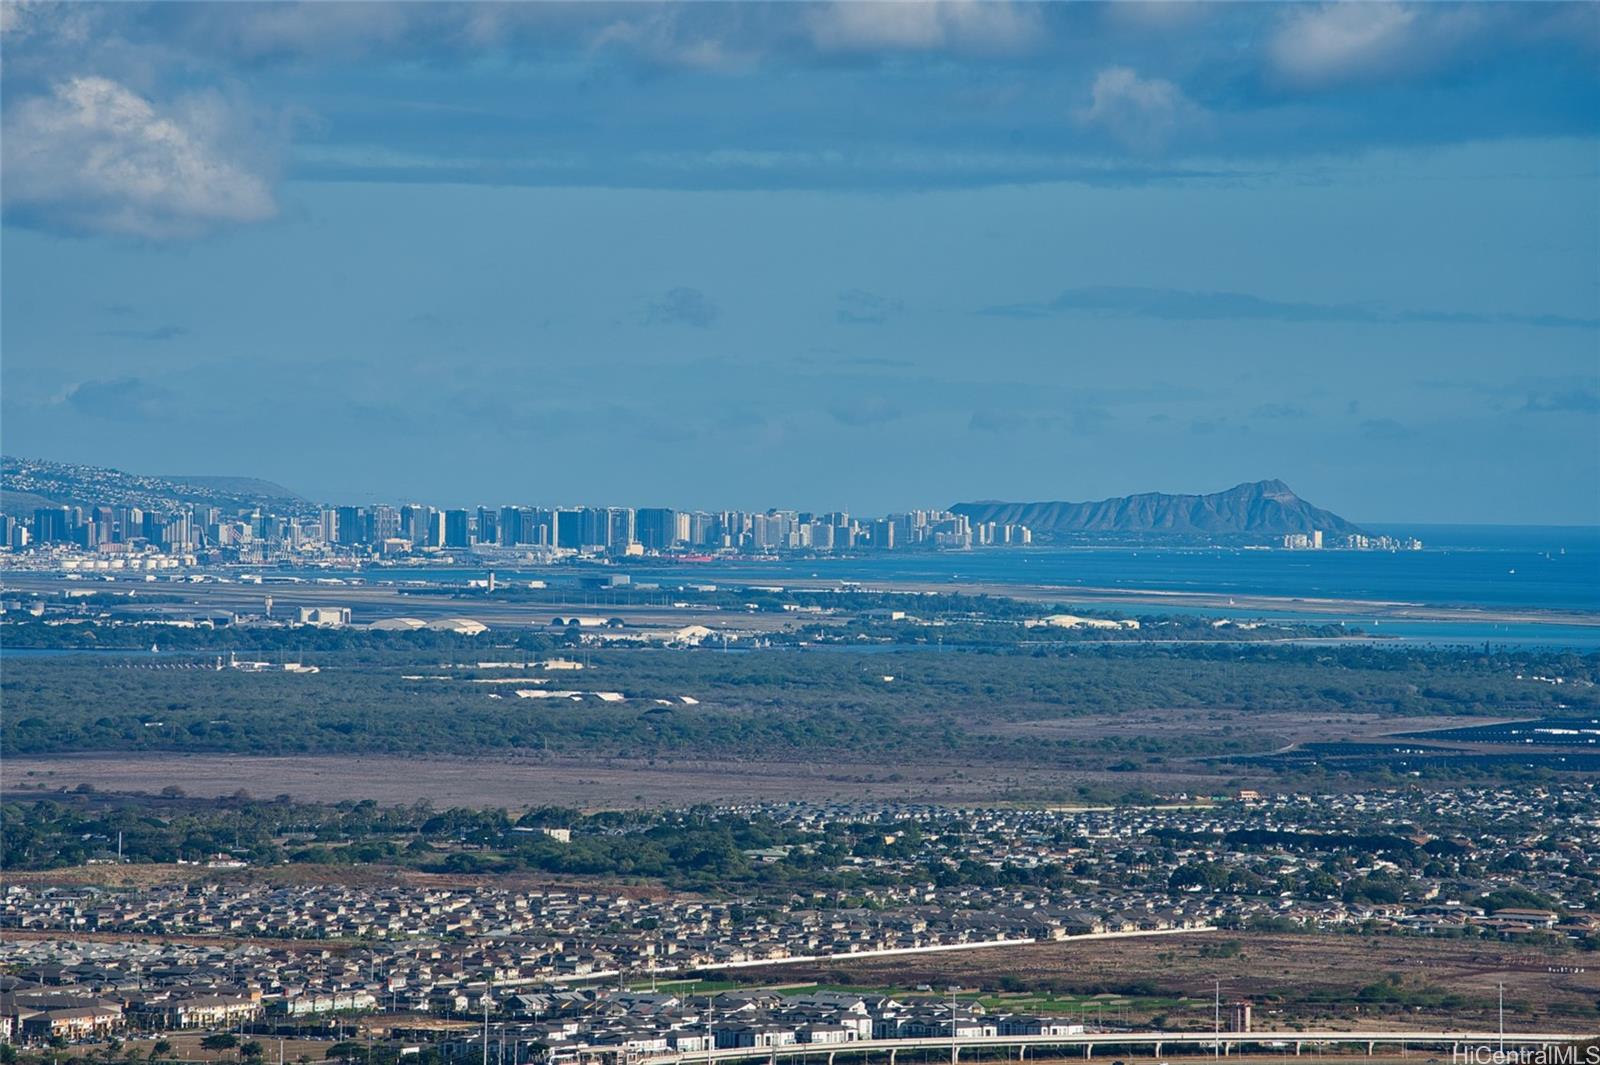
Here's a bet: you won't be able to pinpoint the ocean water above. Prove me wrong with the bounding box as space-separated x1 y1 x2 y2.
634 527 1600 613
298 524 1600 650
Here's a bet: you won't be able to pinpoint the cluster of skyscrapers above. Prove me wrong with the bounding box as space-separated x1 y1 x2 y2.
1281 531 1422 551
5 504 199 553
320 503 1029 554
4 501 1032 562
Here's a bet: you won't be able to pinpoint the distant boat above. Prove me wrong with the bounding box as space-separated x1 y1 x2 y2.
1508 568 1516 575
150 643 160 653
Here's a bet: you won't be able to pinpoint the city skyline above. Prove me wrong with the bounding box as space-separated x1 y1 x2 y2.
2 3 1597 524
2 5 1597 1057
4 457 1434 559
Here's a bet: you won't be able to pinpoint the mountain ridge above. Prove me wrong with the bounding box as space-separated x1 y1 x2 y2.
951 479 1363 540
1 456 306 517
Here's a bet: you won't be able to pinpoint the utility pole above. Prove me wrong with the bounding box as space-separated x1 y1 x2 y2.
482 974 491 1065
1498 982 1504 1053
950 986 958 1065
1213 978 1221 1059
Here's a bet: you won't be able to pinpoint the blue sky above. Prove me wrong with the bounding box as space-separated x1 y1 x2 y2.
2 2 1597 523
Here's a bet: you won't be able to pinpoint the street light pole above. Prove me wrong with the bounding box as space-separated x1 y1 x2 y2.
706 999 714 1065
949 987 958 1065
482 975 491 1065
1498 982 1504 1054
1213 978 1221 1059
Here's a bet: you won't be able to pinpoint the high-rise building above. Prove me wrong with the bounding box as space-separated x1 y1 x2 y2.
637 508 678 550
399 504 423 543
555 509 583 550
33 506 73 544
475 506 498 546
528 508 554 546
158 513 193 550
336 506 367 545
116 506 143 543
92 506 115 545
607 507 635 552
370 505 400 542
443 509 471 548
688 511 714 548
579 507 611 550
498 505 523 547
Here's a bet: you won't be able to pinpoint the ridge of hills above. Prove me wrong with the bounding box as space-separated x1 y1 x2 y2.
1 456 305 517
951 479 1364 540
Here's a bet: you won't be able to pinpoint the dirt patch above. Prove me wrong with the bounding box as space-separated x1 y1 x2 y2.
1 751 1246 809
743 933 1599 1033
3 862 685 897
981 711 1514 747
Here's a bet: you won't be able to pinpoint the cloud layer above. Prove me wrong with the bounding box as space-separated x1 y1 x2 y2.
981 286 1600 330
2 76 277 239
1074 67 1205 153
644 288 719 328
1 2 1595 238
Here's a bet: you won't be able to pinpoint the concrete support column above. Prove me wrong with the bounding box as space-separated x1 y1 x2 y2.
1367 1043 1374 1057
1295 1044 1302 1057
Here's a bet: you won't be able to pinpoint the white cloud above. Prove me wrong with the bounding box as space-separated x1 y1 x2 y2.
807 1 1040 54
1268 3 1422 87
1074 67 1203 154
0 0 83 44
1 75 278 239
588 9 760 72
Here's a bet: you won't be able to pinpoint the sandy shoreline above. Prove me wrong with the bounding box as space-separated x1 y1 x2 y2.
831 577 1600 626
2 570 1592 629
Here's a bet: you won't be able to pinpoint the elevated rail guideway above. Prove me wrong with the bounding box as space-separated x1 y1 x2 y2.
642 1031 1589 1065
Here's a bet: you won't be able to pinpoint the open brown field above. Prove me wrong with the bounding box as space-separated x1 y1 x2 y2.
1 705 1515 809
743 933 1600 1034
1 750 1247 809
974 710 1500 749
1 862 681 896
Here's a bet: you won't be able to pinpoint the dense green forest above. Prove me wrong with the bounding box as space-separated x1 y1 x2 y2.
0 793 980 890
3 641 1596 769
8 790 1592 913
0 619 563 656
